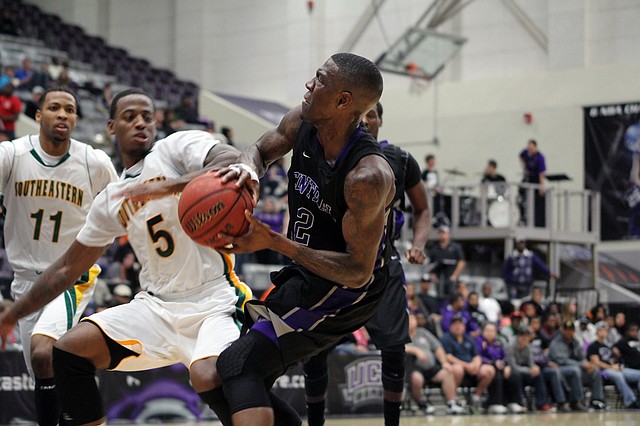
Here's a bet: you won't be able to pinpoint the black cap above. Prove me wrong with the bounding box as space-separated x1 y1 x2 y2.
562 320 575 330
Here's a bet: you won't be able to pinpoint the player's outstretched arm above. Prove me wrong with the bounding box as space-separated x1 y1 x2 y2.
0 240 107 349
220 155 395 288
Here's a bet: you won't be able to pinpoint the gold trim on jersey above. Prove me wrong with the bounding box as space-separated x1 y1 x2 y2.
14 179 84 207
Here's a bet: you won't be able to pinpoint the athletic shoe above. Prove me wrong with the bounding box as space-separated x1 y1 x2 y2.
446 400 466 415
488 404 508 414
570 401 587 412
537 403 554 412
423 402 436 415
508 403 525 414
590 400 606 411
626 400 640 409
557 402 572 412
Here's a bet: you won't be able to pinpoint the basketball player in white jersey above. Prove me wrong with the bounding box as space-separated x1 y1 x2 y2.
0 87 118 426
0 88 252 426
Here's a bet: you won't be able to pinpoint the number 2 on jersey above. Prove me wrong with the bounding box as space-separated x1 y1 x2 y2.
293 207 314 246
30 209 62 242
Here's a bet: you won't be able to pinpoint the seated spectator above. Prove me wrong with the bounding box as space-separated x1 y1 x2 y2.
405 313 465 415
254 197 286 265
538 312 559 349
520 301 538 324
15 58 34 90
24 86 44 120
440 316 495 410
589 304 607 324
587 321 640 409
530 319 578 411
120 251 141 293
0 81 22 139
560 299 578 324
260 158 288 199
548 320 606 410
31 62 53 90
466 291 488 328
173 92 202 125
608 312 626 345
475 322 525 414
576 316 597 350
111 284 133 306
221 126 235 147
417 274 441 316
520 286 546 317
407 282 430 329
455 281 470 300
478 282 502 324
441 294 480 337
615 322 640 370
500 311 524 346
507 326 552 411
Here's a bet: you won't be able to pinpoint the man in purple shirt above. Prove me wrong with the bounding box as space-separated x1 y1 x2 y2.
519 139 547 226
441 293 480 337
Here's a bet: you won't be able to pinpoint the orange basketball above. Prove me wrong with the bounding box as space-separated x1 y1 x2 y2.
178 172 253 248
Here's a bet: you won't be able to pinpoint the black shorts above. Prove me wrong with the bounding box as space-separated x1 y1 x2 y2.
246 263 389 366
365 259 410 349
418 365 443 383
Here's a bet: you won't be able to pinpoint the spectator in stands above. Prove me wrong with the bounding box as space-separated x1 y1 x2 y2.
440 315 495 410
95 82 113 114
407 282 430 328
538 312 559 349
111 284 133 306
608 312 626 345
481 159 507 197
503 237 555 300
31 62 53 90
0 81 22 139
587 321 640 409
441 293 479 337
48 58 64 81
507 326 553 412
501 311 523 346
56 69 77 92
475 322 525 414
589 304 607 324
560 299 578 324
0 9 19 36
455 280 470 300
421 154 439 191
520 302 538 325
24 86 44 120
260 158 288 199
615 322 640 370
520 286 546 317
405 312 465 415
466 291 488 328
529 321 575 411
576 316 596 350
173 92 201 125
15 58 35 90
418 274 441 316
154 108 175 140
221 126 235 147
428 225 465 298
529 316 542 338
548 320 606 410
478 282 502 324
253 197 286 265
119 251 140 294
519 139 547 227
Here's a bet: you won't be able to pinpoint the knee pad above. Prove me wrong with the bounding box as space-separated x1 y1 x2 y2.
198 388 232 426
381 347 405 393
52 347 103 425
303 352 329 398
217 331 282 414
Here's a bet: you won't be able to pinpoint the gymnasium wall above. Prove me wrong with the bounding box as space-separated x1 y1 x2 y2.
26 0 640 190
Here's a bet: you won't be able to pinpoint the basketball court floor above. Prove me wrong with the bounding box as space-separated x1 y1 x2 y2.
137 411 639 426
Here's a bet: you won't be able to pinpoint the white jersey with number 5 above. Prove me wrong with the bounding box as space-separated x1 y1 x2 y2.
76 130 246 300
0 135 117 279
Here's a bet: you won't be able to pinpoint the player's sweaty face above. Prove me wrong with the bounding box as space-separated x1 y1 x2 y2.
37 91 77 144
111 95 156 156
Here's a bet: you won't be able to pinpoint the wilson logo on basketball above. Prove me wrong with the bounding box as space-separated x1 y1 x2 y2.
184 201 225 233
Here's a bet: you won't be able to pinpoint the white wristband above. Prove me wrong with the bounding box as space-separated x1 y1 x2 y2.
230 163 259 183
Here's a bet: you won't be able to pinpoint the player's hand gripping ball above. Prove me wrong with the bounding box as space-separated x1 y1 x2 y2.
178 172 253 248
